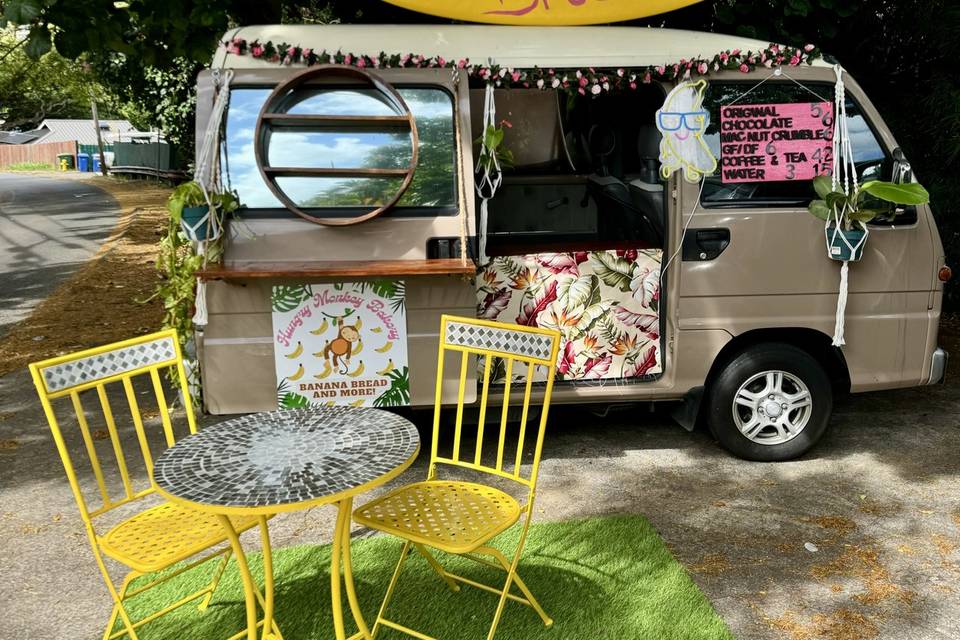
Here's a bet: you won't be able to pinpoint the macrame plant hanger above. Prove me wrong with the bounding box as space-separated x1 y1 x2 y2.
191 68 234 328
826 64 867 347
451 67 471 268
475 78 502 265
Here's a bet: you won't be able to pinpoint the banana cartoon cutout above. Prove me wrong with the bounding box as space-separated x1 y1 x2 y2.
285 342 303 359
309 319 329 335
354 316 362 330
376 359 395 376
349 399 365 407
287 364 305 381
375 340 394 354
346 361 365 378
370 327 383 334
313 361 333 380
353 340 364 355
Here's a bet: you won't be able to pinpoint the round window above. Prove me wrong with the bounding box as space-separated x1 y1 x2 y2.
254 65 419 226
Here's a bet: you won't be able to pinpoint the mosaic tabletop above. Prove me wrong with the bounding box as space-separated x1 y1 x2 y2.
154 406 420 512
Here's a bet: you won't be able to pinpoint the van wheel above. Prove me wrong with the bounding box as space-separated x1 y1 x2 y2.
706 343 832 461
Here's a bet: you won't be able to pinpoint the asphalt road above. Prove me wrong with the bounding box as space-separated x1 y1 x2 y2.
0 173 119 335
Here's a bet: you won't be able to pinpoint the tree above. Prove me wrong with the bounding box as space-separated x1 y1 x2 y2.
0 27 141 130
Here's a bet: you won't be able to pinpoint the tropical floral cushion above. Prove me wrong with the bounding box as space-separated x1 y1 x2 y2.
477 250 662 382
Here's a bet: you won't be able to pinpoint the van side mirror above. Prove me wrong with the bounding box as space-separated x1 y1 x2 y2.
891 147 913 184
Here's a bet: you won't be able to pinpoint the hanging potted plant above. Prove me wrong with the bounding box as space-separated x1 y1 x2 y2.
167 181 240 243
808 175 930 261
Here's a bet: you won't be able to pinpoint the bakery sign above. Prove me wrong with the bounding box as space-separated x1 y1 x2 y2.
719 101 834 183
271 281 409 408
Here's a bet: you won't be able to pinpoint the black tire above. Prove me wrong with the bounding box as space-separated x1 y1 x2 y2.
706 343 832 461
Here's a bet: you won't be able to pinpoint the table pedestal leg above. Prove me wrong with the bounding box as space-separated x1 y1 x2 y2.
331 498 373 640
216 515 283 640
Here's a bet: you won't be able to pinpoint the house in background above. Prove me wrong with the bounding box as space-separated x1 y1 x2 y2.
0 119 170 170
0 131 42 145
24 119 146 147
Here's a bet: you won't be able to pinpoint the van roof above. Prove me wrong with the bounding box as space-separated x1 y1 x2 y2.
213 24 829 70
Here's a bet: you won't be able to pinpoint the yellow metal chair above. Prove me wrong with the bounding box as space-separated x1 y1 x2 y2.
29 330 261 640
354 315 562 640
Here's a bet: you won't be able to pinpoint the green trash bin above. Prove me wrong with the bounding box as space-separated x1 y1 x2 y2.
56 153 75 171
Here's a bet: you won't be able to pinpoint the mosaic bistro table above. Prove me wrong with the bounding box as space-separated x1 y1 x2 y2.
153 406 420 640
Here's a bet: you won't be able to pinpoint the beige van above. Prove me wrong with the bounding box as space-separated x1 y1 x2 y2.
195 24 947 461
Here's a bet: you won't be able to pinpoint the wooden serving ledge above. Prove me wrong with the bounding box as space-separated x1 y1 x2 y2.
197 258 476 280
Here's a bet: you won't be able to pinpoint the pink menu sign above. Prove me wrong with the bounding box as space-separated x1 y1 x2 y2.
719 102 834 183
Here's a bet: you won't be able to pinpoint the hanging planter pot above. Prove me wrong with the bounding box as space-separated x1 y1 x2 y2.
180 205 212 242
825 225 866 262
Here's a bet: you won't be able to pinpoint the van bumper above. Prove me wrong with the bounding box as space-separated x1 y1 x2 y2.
928 347 948 385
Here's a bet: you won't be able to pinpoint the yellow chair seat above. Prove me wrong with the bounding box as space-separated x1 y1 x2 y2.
354 480 521 554
99 501 258 573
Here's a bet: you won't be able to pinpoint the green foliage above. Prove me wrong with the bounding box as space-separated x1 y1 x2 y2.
143 181 237 399
808 175 930 229
364 280 406 313
167 180 239 224
0 28 129 131
279 392 311 409
5 161 53 170
272 285 314 313
475 122 514 177
373 366 410 407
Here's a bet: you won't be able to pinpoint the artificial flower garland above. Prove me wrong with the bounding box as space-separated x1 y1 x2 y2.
223 37 822 95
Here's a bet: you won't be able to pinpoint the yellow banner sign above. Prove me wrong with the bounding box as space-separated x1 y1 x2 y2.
383 0 702 25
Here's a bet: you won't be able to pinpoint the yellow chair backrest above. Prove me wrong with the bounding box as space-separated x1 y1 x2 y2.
430 315 561 491
28 329 196 524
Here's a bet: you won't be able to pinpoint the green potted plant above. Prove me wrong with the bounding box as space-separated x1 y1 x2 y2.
475 120 514 190
168 181 240 242
808 175 930 261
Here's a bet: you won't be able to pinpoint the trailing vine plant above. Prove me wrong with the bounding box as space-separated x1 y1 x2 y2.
146 181 238 394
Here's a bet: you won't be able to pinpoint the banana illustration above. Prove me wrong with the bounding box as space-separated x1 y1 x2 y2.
353 340 364 355
325 400 335 407
309 319 329 335
312 341 330 359
376 359 395 376
349 399 365 407
370 327 383 334
355 316 363 330
287 364 305 381
347 360 365 378
313 361 333 380
374 340 394 354
285 342 303 359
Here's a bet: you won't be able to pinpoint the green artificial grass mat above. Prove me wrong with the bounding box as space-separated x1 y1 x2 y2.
117 514 733 640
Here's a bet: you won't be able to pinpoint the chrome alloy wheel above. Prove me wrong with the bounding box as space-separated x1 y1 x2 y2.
732 370 813 445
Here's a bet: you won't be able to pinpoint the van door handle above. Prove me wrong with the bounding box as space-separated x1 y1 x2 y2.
682 228 730 261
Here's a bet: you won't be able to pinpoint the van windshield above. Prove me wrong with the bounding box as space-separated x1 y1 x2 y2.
224 86 457 215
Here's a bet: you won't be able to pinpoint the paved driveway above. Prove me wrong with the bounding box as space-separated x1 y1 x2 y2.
0 174 118 335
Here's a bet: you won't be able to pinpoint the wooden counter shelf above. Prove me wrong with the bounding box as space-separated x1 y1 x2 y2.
197 258 476 280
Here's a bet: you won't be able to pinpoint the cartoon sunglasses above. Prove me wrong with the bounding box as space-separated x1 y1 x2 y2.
658 110 709 132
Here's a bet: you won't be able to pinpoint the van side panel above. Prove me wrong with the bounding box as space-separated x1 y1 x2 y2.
677 204 938 392
201 276 477 414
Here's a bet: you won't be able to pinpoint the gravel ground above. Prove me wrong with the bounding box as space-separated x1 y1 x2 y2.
1 357 958 639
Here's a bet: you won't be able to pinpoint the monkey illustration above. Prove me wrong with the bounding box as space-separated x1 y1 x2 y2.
324 323 360 371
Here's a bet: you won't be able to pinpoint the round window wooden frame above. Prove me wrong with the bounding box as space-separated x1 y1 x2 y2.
254 65 419 226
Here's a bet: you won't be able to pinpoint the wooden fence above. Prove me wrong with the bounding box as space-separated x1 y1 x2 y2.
0 141 78 168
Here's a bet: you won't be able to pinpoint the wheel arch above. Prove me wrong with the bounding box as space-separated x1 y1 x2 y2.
679 328 850 431
707 328 850 394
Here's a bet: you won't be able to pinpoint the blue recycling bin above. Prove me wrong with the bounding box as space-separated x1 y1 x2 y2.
92 156 101 173
77 153 91 172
